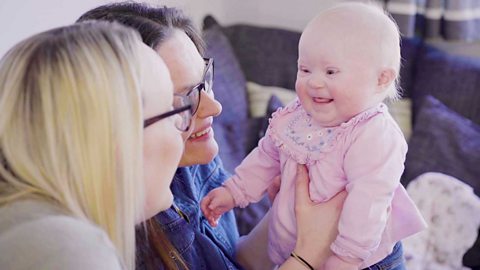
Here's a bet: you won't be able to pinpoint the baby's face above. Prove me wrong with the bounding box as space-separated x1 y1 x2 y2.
296 16 384 127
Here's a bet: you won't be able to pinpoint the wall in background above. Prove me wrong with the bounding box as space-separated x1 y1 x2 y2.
1 0 478 58
0 0 337 57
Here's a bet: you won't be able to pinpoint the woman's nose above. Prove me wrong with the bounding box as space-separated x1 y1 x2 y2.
196 90 222 118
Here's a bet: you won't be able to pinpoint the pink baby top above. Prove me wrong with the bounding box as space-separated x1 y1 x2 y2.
224 99 427 267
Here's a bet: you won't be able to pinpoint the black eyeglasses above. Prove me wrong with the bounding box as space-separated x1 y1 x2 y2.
183 58 214 115
143 101 192 131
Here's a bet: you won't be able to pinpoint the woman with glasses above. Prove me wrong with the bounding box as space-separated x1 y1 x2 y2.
0 21 188 270
78 3 345 270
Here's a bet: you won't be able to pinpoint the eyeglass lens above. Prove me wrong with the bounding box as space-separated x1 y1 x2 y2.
187 58 214 115
172 95 193 131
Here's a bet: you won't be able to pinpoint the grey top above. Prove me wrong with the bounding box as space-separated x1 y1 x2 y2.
0 199 122 270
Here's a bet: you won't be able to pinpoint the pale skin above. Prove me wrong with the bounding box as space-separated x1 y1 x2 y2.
202 4 398 270
140 44 184 221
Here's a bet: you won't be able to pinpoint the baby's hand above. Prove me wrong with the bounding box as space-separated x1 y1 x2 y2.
200 187 235 227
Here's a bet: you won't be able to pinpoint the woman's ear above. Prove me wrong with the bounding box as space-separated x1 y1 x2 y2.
377 68 396 91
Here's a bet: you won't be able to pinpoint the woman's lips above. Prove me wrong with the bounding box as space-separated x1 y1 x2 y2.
189 127 211 139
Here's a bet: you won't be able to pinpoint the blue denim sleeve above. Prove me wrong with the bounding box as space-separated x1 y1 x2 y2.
148 156 241 270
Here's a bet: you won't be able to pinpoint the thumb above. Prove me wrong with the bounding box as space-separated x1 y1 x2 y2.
295 164 311 207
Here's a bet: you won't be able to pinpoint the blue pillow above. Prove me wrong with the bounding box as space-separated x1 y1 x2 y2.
220 23 301 90
203 24 249 173
412 44 480 125
402 95 480 197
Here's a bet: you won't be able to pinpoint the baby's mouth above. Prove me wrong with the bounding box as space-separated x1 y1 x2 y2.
313 97 333 103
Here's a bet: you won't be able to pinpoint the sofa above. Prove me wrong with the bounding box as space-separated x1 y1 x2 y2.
201 15 480 269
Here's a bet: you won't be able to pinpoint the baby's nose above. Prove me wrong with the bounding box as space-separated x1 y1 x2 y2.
307 73 325 88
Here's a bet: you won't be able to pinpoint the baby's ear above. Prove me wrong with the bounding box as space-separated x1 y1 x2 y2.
377 68 396 91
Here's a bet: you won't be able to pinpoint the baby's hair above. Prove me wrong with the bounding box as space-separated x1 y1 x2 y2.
320 1 402 100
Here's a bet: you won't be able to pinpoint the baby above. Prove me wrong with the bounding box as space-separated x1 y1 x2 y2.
201 2 426 269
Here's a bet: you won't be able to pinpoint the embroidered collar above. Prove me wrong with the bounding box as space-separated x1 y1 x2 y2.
268 100 387 164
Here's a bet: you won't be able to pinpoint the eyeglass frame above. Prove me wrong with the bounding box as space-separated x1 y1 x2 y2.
142 58 213 131
183 58 214 115
143 104 192 130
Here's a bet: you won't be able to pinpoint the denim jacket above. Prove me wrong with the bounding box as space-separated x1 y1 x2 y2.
139 156 240 270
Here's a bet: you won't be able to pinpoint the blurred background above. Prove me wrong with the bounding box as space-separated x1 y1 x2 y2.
0 0 340 58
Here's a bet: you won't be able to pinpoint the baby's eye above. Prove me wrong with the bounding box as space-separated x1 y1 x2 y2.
326 69 338 75
298 66 310 74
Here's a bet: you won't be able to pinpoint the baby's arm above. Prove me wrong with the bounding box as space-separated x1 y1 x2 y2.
201 186 235 227
326 117 407 268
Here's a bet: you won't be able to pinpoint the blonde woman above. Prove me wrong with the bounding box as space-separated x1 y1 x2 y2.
0 21 188 270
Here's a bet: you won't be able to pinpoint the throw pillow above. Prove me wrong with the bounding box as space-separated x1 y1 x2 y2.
220 22 301 90
246 81 296 118
402 95 480 197
411 44 480 125
203 24 249 173
398 37 422 98
403 172 480 270
385 98 413 141
245 94 286 154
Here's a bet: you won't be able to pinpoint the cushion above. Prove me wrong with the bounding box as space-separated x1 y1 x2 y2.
246 81 296 118
245 94 287 158
398 37 422 98
411 44 480 125
402 95 480 196
403 172 480 269
204 16 301 90
203 24 249 173
385 98 413 141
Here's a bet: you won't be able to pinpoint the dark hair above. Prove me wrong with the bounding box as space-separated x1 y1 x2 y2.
77 2 205 55
78 2 203 269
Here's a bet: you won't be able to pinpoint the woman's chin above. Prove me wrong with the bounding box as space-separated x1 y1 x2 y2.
141 192 174 222
180 139 218 166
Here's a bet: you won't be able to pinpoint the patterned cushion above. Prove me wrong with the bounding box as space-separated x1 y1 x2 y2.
403 172 480 270
402 95 480 196
411 44 480 125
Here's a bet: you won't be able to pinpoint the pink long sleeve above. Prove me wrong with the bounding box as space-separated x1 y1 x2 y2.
331 115 407 262
224 133 282 207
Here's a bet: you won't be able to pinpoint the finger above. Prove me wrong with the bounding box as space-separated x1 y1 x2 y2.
267 175 281 203
330 190 347 210
295 164 311 206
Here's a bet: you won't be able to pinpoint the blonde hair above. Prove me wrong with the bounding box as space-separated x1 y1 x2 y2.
0 21 144 269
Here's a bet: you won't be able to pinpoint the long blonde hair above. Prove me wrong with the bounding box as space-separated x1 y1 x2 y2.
0 21 144 269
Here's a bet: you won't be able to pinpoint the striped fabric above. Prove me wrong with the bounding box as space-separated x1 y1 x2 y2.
383 0 480 41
